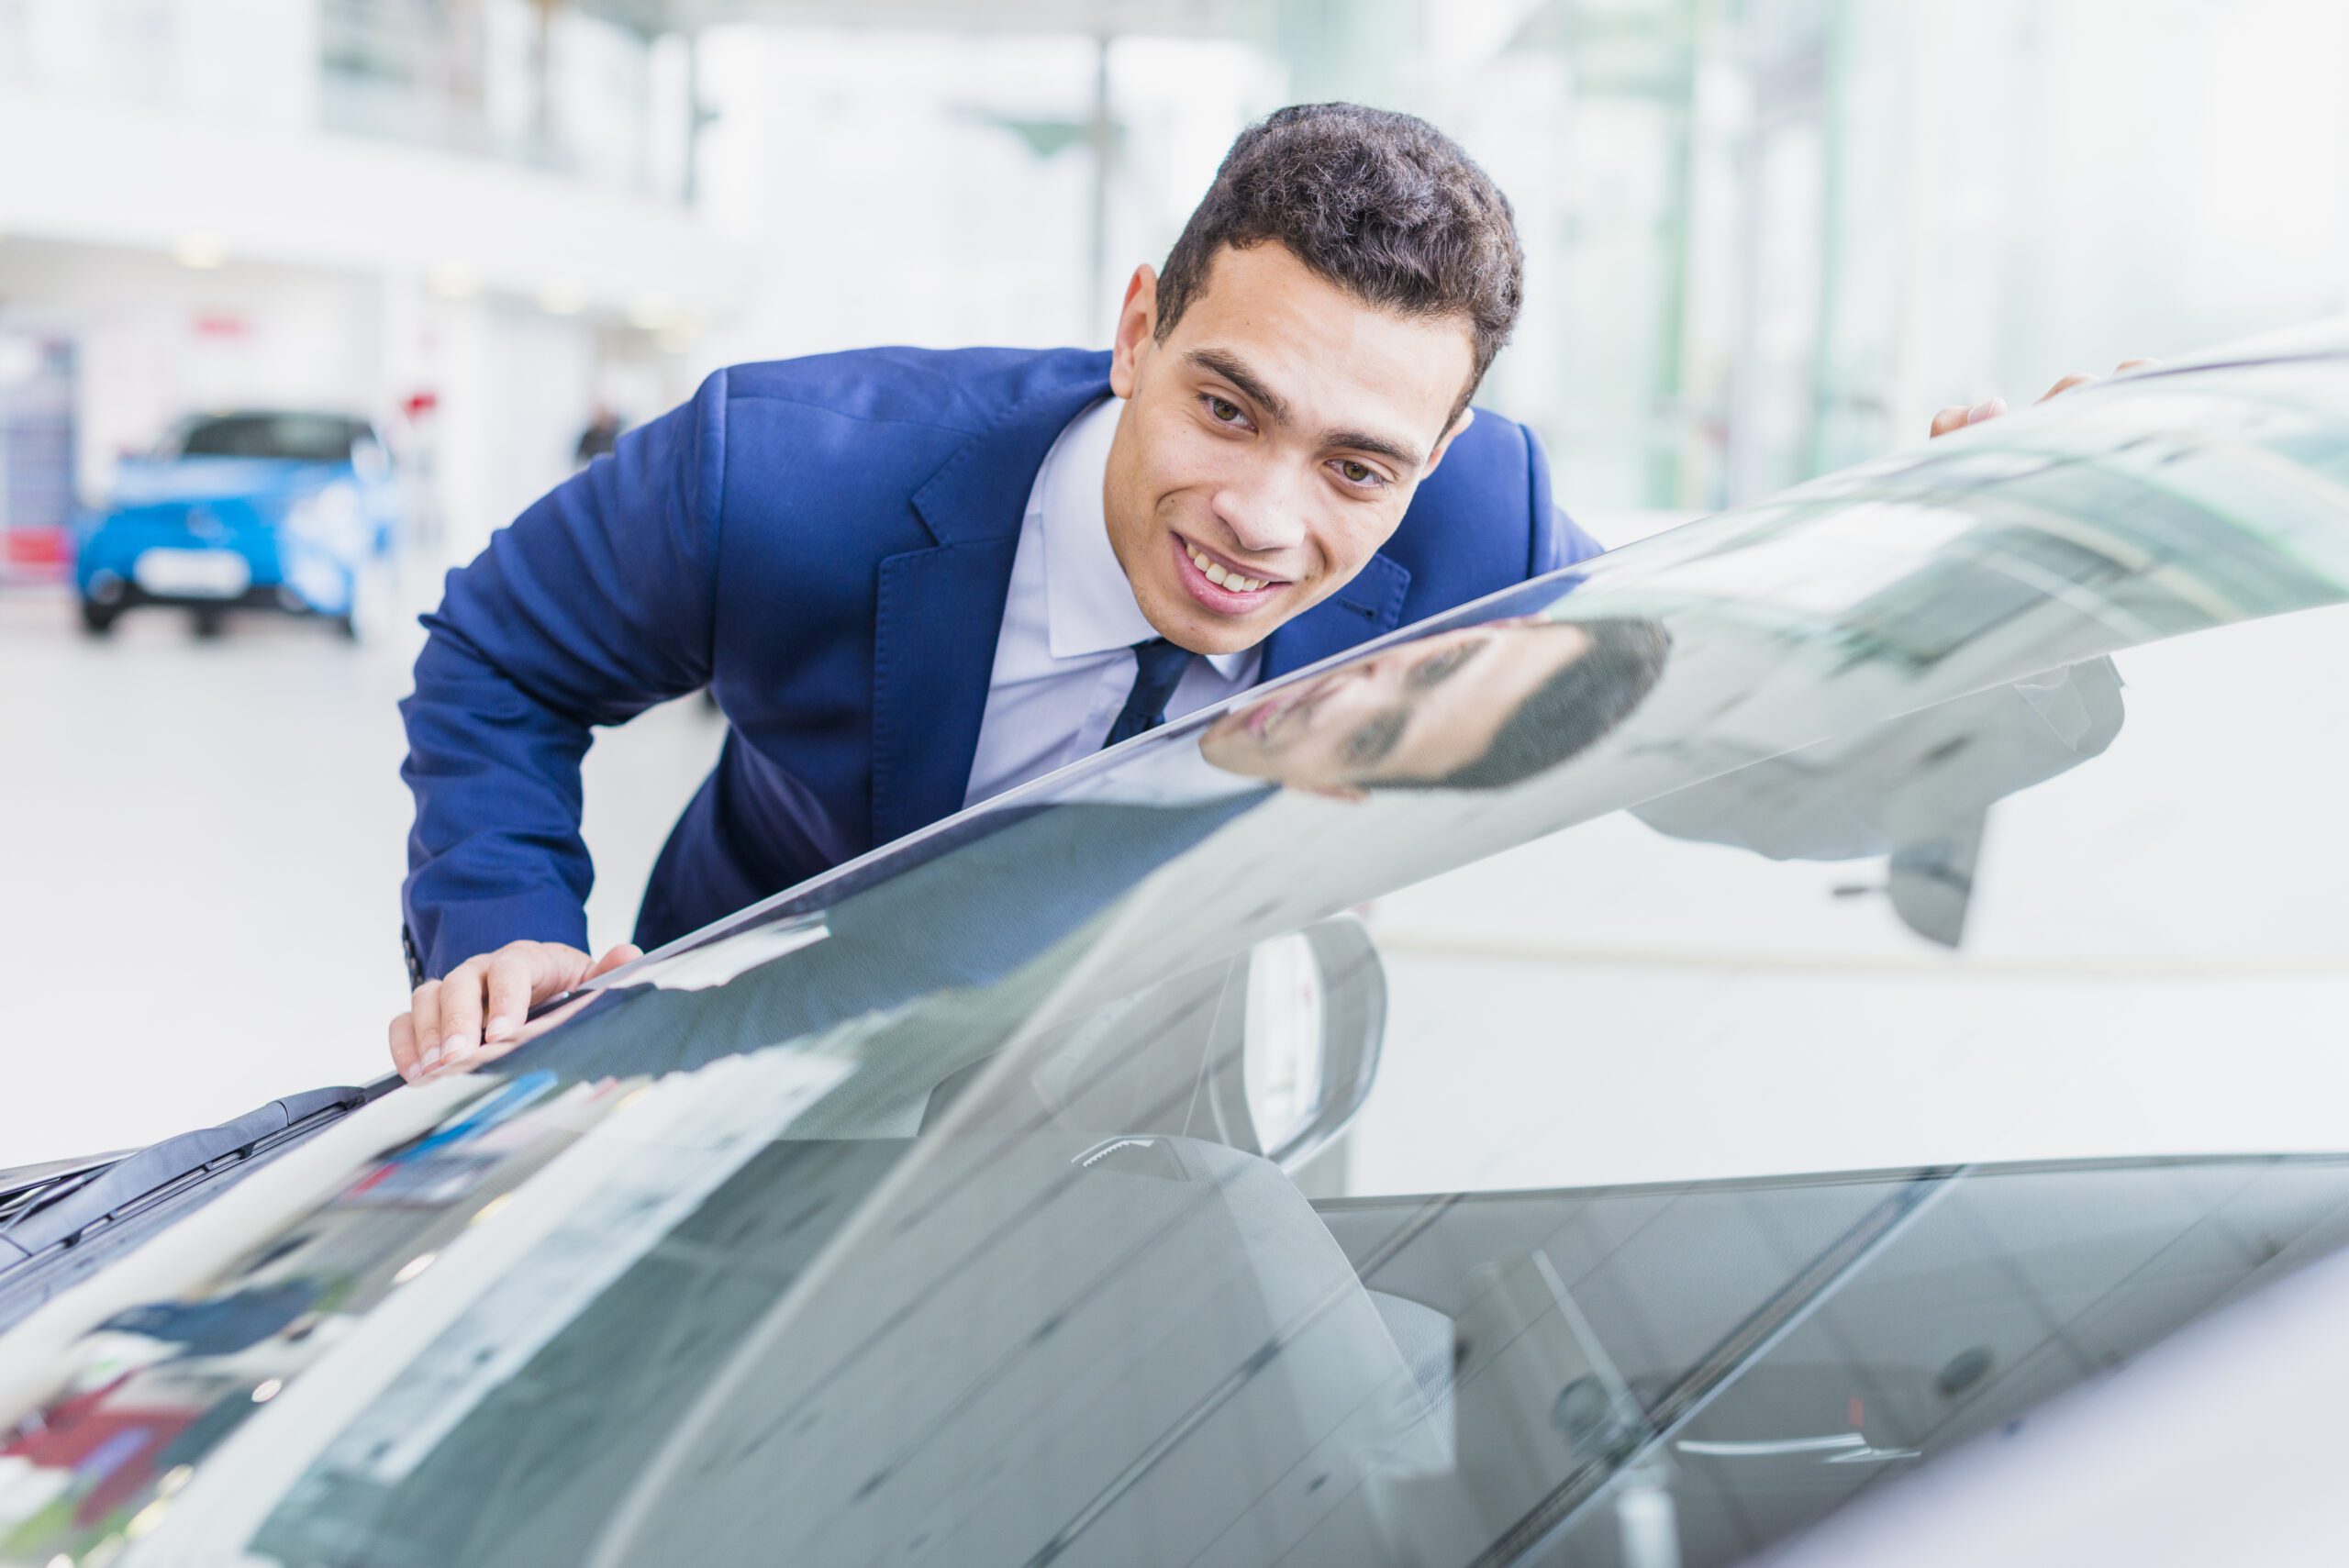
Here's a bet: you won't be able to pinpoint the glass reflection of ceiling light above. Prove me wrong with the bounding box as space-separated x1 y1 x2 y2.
1677 1434 1867 1456
469 1193 513 1227
172 233 227 269
250 1378 284 1404
1675 1433 1920 1463
426 264 479 300
158 1465 195 1497
537 279 588 316
626 292 676 330
392 1251 438 1284
124 1498 171 1540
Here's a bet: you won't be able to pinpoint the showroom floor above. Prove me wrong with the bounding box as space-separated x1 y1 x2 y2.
0 585 725 1165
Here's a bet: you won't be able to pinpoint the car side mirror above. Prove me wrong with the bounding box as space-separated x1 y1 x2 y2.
930 914 1387 1175
1208 915 1386 1172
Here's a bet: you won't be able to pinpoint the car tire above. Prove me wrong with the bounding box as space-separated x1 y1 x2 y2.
191 606 226 639
78 597 121 637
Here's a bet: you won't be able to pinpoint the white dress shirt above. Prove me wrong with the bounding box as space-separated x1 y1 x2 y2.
962 395 1262 808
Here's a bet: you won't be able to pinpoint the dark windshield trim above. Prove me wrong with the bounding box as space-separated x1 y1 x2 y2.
1307 1149 2349 1211
1472 1166 1964 1568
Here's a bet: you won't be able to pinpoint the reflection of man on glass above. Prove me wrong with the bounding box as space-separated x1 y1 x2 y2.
486 615 1675 1083
1197 617 1671 799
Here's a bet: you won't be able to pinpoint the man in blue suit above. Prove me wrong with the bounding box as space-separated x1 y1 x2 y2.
390 102 1603 1081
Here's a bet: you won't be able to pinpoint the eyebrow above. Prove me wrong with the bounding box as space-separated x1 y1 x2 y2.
1322 427 1424 470
1185 346 1428 471
1187 348 1292 423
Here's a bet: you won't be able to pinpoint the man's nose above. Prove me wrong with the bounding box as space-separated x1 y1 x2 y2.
1211 473 1307 557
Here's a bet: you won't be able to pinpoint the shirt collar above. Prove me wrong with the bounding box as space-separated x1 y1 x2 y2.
1038 395 1253 678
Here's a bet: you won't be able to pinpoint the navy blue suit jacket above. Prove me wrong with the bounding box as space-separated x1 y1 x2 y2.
400 346 1601 980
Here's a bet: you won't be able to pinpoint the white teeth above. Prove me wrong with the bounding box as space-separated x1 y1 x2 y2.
1186 542 1270 594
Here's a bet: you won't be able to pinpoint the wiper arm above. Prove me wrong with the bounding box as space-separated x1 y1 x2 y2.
0 1085 371 1270
0 1151 135 1229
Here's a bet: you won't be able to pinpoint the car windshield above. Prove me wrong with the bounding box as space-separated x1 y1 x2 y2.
164 414 368 464
8 336 2349 1568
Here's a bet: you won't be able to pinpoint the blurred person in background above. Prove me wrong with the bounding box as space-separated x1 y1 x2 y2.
573 404 626 469
389 101 2122 1083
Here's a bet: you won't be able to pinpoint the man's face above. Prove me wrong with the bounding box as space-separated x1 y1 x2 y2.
1103 243 1479 656
1198 619 1592 796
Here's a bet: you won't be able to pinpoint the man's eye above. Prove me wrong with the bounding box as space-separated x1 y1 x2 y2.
1204 395 1246 425
1342 712 1406 764
1335 460 1385 488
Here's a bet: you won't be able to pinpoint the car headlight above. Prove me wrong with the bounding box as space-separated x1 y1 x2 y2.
283 482 365 550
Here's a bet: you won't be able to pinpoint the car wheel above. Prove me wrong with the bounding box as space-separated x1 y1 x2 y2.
191 606 227 639
78 597 121 637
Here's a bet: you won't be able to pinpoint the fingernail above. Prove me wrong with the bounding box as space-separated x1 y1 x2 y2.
419 1044 442 1070
484 1017 513 1041
1967 398 2005 423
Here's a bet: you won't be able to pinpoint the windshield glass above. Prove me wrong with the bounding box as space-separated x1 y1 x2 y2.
164 414 369 464
7 341 2349 1568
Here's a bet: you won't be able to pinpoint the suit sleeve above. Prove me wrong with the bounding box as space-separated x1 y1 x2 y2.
1522 421 1606 573
398 369 729 981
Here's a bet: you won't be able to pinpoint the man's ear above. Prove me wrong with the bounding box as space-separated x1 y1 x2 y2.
1108 265 1159 399
1421 403 1475 479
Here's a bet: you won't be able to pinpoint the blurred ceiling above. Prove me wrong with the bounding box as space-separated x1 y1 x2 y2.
575 0 1252 39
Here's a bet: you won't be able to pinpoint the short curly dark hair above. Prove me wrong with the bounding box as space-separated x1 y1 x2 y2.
1369 618 1675 793
1154 103 1524 421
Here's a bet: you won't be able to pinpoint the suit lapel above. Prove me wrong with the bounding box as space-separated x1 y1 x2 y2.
869 352 1113 848
1260 553 1413 680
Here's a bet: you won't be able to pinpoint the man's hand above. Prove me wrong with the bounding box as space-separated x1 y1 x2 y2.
390 939 641 1083
1931 359 2160 438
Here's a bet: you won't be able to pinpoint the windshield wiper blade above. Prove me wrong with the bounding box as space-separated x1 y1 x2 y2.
0 1151 133 1209
0 1085 370 1270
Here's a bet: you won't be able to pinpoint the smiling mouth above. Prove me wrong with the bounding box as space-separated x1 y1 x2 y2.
1172 532 1287 616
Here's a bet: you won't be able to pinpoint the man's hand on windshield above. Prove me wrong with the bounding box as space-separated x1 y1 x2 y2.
390 939 641 1084
1931 359 2160 439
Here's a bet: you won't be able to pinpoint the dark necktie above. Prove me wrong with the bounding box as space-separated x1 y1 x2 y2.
1101 637 1196 749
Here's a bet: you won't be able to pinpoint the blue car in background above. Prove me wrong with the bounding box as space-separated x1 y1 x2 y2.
73 411 397 639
